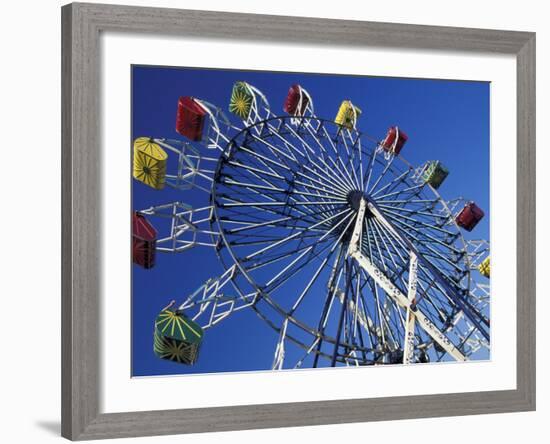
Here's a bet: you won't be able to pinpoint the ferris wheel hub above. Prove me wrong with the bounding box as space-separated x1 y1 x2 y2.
347 190 367 211
347 190 375 217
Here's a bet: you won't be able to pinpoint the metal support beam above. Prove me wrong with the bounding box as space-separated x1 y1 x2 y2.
348 198 467 362
403 252 418 364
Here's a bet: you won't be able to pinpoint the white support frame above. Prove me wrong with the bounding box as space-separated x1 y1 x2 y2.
139 202 219 252
347 198 467 362
178 264 259 329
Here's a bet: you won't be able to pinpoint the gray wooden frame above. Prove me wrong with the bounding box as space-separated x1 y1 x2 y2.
61 2 536 440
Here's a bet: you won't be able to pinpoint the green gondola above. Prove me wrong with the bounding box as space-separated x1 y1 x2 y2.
422 161 449 189
153 308 203 365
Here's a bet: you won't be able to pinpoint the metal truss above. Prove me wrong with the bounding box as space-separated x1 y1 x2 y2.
138 202 219 252
466 239 490 269
193 99 235 152
178 264 259 329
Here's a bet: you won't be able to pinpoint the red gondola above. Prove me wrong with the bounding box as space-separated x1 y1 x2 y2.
455 202 484 232
283 84 309 116
176 96 207 141
381 126 408 155
132 212 157 269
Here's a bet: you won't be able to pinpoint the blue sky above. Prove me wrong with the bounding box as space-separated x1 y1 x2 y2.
131 65 490 377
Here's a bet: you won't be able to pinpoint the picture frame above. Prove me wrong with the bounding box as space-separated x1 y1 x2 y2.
61 2 536 440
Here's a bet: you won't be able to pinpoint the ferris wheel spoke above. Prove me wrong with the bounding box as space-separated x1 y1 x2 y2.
293 338 323 369
330 259 355 366
227 159 286 180
376 198 440 206
311 246 348 367
300 162 353 199
238 144 293 173
292 184 348 202
218 199 291 208
377 277 408 337
217 170 283 199
289 188 348 202
377 205 452 230
355 138 365 192
276 122 358 193
414 266 454 307
336 128 352 157
272 212 356 314
371 218 408 263
395 235 462 280
293 178 348 200
241 208 352 261
370 219 408 276
229 218 330 240
351 260 364 338
294 166 352 196
223 215 293 234
364 276 402 349
219 174 344 222
382 213 463 256
380 206 459 238
222 177 346 216
224 204 348 232
245 240 331 273
260 211 353 286
351 264 388 352
355 277 380 351
233 146 289 182
362 228 390 349
286 198 340 223
334 143 362 191
369 217 411 277
270 122 314 160
375 183 426 201
340 130 364 191
367 155 398 195
226 154 291 191
332 132 361 191
281 120 347 176
370 169 410 198
365 222 430 301
416 266 462 315
366 218 390 273
300 121 338 158
219 196 346 208
303 151 357 193
261 219 355 303
222 178 287 193
227 231 325 248
306 136 358 193
390 234 465 277
362 142 379 192
249 132 300 164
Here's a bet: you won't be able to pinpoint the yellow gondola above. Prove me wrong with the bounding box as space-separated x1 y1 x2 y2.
133 137 168 190
478 256 490 278
335 100 362 129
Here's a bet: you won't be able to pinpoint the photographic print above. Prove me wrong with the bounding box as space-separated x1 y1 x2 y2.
131 66 490 377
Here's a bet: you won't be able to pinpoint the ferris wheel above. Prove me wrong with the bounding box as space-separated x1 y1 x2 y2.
132 81 490 369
